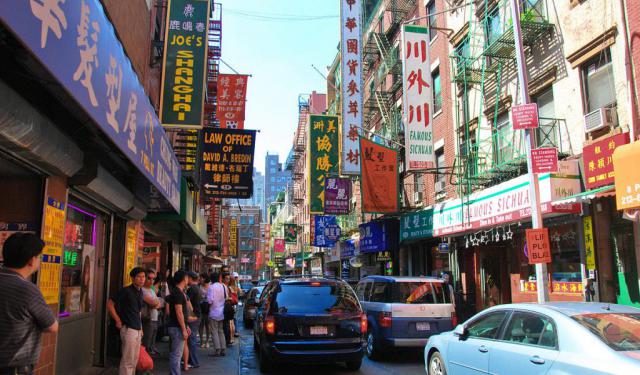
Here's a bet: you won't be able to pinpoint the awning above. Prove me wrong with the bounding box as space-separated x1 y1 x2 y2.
551 185 615 206
613 141 640 210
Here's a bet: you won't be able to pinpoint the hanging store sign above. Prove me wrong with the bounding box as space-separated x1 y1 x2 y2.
340 239 356 258
39 198 65 304
402 25 434 171
341 259 351 279
376 251 392 262
159 0 210 128
359 220 399 254
313 215 338 248
284 223 298 244
531 147 558 174
222 218 229 256
583 132 630 189
216 74 248 126
340 0 362 174
274 238 285 253
167 129 200 173
583 216 596 270
613 140 640 210
201 128 256 198
360 137 399 213
308 115 340 213
324 177 351 215
0 0 182 211
433 160 582 236
400 208 434 242
526 228 551 264
511 103 539 130
229 218 237 257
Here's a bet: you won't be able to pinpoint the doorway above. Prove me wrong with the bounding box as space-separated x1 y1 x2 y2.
612 218 640 307
478 248 510 309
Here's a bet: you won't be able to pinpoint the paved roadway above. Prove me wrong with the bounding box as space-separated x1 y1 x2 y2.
237 307 426 375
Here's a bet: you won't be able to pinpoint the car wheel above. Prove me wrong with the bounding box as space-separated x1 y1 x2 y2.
366 331 382 360
345 358 363 371
429 351 447 375
259 347 273 373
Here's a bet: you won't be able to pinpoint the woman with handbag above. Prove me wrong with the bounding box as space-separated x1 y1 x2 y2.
227 276 240 343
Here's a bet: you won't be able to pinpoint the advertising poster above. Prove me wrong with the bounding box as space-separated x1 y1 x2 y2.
201 128 256 198
216 74 249 127
324 177 351 215
40 198 66 304
159 0 210 128
402 25 434 170
340 0 362 174
284 223 298 244
359 137 399 213
308 115 340 213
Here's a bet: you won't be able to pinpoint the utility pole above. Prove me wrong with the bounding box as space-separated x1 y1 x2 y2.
510 0 549 302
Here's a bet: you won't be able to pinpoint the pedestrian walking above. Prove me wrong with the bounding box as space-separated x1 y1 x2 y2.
198 275 212 348
206 272 227 356
221 273 235 346
107 267 146 375
165 270 190 375
0 233 58 375
227 275 241 342
141 269 162 355
185 271 202 369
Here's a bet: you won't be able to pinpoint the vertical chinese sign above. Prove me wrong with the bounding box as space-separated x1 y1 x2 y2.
264 224 271 263
308 115 340 213
222 218 229 256
40 198 65 304
340 0 362 174
583 216 596 271
216 74 249 129
160 0 211 128
229 218 237 257
360 137 399 213
324 177 351 215
402 25 434 170
123 223 138 286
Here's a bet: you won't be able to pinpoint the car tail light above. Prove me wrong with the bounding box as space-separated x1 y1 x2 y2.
360 314 368 333
452 311 458 327
310 282 321 286
378 311 392 328
264 316 275 335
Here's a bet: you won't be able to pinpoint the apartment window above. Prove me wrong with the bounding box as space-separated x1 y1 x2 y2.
432 68 442 113
435 149 446 185
484 6 502 46
414 173 424 199
494 112 515 164
533 87 557 147
427 1 437 41
581 49 616 113
455 38 470 71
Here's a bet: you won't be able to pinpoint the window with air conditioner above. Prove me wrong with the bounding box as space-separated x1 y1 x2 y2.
582 49 616 113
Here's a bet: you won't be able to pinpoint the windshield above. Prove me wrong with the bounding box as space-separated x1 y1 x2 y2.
390 281 452 304
273 283 360 314
573 313 640 351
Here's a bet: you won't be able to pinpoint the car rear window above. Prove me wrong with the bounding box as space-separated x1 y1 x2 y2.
273 283 360 314
390 281 452 304
572 313 640 351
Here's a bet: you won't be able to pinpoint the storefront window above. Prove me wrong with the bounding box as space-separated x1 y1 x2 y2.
60 203 97 317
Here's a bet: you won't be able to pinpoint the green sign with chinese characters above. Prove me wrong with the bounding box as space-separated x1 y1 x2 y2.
308 115 340 214
63 251 79 267
400 208 434 242
160 0 210 129
284 223 298 244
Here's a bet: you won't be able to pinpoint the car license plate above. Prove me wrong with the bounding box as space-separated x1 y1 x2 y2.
416 322 430 331
310 326 328 335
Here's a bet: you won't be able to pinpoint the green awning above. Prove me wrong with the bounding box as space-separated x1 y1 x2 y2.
551 185 614 206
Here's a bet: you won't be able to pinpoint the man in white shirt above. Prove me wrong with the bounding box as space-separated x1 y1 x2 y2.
206 272 227 356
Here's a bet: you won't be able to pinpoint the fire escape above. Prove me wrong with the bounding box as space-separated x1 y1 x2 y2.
292 94 309 207
204 2 222 128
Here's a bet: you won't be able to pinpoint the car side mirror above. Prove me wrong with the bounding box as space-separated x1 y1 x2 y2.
453 324 467 339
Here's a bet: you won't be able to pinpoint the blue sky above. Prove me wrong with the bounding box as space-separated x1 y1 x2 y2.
218 1 340 173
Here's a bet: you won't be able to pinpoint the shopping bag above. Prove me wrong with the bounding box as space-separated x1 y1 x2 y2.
137 345 154 371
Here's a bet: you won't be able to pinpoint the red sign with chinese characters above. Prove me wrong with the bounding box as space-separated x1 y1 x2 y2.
531 147 558 173
274 238 285 253
512 103 539 130
526 228 551 264
583 132 630 189
216 74 248 127
360 137 399 213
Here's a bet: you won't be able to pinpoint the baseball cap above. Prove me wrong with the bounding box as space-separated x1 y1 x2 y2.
232 272 239 278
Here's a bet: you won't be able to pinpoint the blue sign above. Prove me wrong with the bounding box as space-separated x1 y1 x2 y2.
341 259 350 279
1 0 181 211
314 215 338 247
438 242 450 253
359 221 386 253
340 239 355 258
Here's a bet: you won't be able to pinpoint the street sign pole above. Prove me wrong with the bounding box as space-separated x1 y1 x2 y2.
510 0 549 303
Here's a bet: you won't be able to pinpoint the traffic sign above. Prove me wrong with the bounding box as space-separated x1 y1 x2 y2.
531 147 558 173
526 228 551 264
512 103 539 130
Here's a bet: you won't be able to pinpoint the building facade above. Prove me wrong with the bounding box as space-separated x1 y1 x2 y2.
264 153 292 220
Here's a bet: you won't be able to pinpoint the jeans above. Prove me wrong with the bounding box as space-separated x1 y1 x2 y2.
119 327 142 375
168 327 185 375
141 319 158 351
210 319 226 351
187 320 200 366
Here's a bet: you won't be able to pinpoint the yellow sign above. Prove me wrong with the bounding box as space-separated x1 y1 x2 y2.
39 198 66 304
613 141 640 210
583 216 596 270
229 219 237 257
123 225 138 286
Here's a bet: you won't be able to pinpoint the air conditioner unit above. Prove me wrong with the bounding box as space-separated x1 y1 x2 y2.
584 107 618 133
435 180 446 193
413 191 423 204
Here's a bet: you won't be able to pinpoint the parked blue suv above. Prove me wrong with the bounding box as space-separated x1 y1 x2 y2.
355 276 456 360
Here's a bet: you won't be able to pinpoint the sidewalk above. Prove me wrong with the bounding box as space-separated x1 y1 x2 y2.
151 335 240 375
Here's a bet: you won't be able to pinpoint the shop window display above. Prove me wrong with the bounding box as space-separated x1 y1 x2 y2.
59 204 97 316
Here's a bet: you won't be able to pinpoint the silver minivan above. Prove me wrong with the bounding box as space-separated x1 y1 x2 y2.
355 276 456 360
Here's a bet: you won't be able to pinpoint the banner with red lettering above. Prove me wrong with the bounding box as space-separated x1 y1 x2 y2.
360 137 399 213
216 74 248 128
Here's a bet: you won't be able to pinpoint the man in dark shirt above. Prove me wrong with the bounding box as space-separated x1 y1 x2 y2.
166 270 189 375
107 267 146 375
186 271 201 368
0 233 58 375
